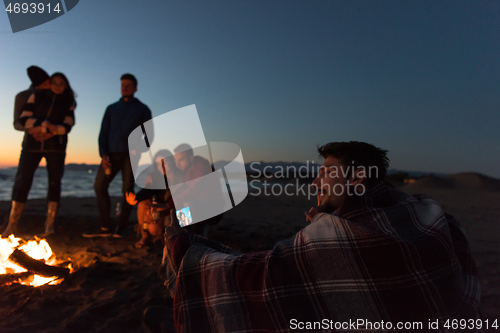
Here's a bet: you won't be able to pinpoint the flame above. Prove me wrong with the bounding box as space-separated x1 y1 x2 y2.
0 235 24 274
32 275 59 287
0 234 71 286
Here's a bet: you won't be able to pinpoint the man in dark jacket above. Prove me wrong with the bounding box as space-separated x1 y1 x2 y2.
83 74 153 238
2 66 51 237
172 143 223 236
13 66 50 131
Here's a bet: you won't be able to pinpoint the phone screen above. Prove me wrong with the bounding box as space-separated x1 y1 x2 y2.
176 206 193 227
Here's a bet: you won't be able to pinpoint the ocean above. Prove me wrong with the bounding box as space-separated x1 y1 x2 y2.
0 168 251 202
0 168 141 201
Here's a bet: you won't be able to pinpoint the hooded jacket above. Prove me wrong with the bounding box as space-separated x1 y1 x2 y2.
19 90 76 153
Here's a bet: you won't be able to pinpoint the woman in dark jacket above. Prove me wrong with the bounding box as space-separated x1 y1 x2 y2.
2 73 76 237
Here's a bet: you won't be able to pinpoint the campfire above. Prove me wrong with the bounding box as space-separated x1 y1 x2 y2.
0 234 73 287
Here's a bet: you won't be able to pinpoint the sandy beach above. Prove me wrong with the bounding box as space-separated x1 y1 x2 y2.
0 173 499 332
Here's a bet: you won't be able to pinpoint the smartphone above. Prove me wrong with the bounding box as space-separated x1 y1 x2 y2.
176 206 193 227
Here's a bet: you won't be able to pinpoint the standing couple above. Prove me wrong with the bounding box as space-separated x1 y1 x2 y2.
2 66 76 238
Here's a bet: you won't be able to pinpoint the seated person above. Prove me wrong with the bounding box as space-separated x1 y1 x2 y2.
172 143 224 236
126 150 182 248
159 141 481 332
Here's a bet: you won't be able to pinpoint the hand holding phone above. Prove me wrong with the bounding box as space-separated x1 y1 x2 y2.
165 209 188 240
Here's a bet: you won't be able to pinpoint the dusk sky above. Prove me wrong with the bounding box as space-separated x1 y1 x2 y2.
1 1 499 177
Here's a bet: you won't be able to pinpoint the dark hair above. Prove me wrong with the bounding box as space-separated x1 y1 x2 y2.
120 73 137 87
153 149 175 171
173 143 194 157
27 66 50 87
317 141 389 186
51 72 76 101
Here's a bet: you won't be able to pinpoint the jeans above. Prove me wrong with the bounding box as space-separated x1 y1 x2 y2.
12 150 66 203
94 152 135 229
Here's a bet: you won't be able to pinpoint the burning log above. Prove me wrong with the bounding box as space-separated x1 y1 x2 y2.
0 271 34 285
8 249 70 278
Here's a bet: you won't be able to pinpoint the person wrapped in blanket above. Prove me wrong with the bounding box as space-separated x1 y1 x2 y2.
158 141 481 333
126 150 183 248
2 72 76 238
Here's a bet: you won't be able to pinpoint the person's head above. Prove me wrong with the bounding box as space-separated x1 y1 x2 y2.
27 66 50 90
153 150 176 175
173 144 194 171
311 141 389 212
50 72 76 99
120 73 137 100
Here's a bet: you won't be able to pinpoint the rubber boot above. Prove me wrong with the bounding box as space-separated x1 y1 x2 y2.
42 201 58 237
1 201 25 238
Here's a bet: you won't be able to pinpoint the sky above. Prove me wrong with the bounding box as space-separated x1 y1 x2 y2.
1 0 499 177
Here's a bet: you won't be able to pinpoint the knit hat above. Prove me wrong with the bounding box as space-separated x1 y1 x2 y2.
27 66 50 87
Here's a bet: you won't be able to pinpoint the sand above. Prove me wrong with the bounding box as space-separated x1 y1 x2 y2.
0 174 498 332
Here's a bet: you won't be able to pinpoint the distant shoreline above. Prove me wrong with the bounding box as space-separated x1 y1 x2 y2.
0 164 101 172
0 163 449 177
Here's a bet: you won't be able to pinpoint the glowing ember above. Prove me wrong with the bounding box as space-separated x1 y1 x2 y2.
0 234 71 287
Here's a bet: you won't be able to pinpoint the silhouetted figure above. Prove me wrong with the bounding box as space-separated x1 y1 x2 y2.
3 72 76 237
83 73 153 238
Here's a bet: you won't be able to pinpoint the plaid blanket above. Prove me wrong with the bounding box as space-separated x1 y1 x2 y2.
161 183 481 332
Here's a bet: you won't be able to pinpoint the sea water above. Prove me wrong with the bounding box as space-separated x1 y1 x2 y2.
0 168 133 201
0 168 252 201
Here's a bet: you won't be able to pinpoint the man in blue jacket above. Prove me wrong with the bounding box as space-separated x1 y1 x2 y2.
83 74 153 238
